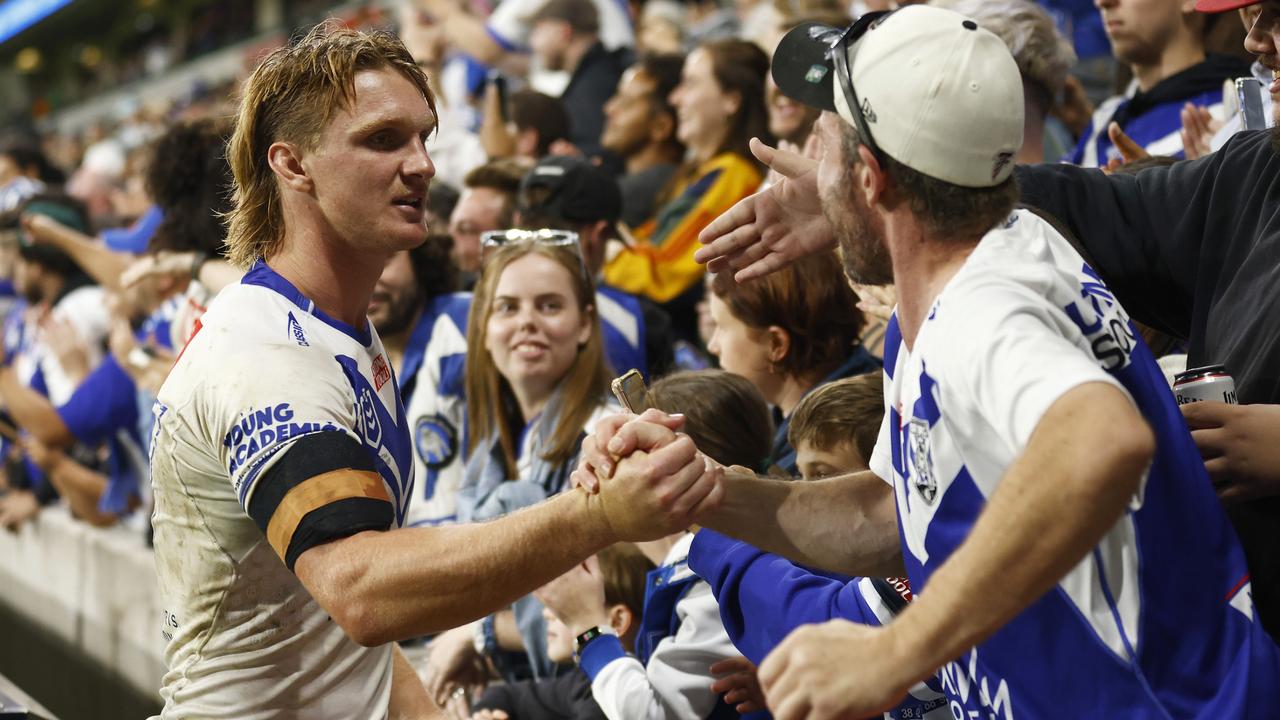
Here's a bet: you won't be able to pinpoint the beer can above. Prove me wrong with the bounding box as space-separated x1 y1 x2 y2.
1173 365 1238 406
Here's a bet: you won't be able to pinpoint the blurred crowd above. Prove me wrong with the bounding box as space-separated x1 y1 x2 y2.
0 0 1276 717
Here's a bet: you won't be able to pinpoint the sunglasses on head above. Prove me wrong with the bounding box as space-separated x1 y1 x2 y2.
479 228 590 281
828 10 894 163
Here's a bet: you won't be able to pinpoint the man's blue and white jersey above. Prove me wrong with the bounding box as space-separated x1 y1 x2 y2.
869 210 1279 718
404 292 472 527
149 261 413 719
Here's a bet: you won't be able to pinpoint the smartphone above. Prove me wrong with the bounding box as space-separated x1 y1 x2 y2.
610 369 649 413
487 69 509 123
1237 77 1268 131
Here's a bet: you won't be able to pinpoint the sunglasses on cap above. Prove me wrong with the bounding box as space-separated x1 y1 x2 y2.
828 10 894 164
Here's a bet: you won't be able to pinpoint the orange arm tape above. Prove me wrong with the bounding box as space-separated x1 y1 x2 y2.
265 469 390 560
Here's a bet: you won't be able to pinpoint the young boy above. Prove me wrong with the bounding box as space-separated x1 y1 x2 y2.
689 372 951 719
788 373 883 479
471 543 654 720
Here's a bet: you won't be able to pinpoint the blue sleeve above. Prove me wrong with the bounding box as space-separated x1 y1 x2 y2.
56 355 139 446
687 529 883 665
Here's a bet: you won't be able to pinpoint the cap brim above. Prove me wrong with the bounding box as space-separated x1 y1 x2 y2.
1194 0 1260 12
772 22 844 113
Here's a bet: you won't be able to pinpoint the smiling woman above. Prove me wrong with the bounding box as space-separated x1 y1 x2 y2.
455 239 617 678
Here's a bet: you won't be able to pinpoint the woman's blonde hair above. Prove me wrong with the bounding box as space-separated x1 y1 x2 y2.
224 22 437 268
465 243 610 470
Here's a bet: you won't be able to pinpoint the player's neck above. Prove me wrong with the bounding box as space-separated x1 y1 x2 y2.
269 236 387 331
889 223 981 350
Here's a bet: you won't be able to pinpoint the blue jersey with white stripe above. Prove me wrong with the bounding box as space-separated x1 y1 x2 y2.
869 210 1279 718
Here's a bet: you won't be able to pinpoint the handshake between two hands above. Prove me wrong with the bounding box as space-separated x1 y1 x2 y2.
569 408 727 543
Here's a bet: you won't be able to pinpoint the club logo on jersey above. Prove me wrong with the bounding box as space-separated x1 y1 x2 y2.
415 414 458 470
909 418 937 504
372 353 391 391
357 386 382 447
286 312 309 347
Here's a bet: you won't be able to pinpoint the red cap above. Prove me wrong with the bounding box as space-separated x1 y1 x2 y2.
1194 0 1261 12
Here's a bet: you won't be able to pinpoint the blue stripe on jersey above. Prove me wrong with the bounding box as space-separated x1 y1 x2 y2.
883 315 902 380
335 354 414 526
242 261 373 347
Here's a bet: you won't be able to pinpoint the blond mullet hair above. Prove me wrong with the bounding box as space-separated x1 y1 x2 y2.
224 21 437 268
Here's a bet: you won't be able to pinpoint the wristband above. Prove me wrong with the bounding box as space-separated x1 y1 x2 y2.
572 625 618 663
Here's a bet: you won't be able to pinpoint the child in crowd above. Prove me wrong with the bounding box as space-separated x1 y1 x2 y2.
538 370 773 720
688 371 952 719
470 543 655 720
787 372 883 479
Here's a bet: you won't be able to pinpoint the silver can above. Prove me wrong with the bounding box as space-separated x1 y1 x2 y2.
1173 365 1238 406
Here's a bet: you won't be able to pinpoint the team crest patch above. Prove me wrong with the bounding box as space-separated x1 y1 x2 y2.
356 387 383 447
908 418 937 504
372 353 391 391
415 415 458 469
804 64 829 84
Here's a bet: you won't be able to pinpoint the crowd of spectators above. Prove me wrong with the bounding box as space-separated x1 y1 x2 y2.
1 0 1277 717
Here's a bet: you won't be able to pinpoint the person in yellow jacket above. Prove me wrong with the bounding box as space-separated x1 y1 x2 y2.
604 40 769 341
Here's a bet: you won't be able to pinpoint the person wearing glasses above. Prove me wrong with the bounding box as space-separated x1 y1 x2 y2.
421 230 621 698
146 25 720 719
582 5 1279 718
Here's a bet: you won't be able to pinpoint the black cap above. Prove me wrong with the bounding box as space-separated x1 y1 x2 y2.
518 155 622 225
770 21 843 113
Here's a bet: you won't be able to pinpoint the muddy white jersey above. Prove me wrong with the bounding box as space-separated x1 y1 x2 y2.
149 261 414 719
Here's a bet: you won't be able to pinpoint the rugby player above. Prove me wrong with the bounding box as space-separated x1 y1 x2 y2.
147 24 719 718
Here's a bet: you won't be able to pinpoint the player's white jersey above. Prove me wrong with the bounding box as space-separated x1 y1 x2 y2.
869 210 1276 717
149 262 413 719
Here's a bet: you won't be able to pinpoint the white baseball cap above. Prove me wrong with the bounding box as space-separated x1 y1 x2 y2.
771 5 1024 188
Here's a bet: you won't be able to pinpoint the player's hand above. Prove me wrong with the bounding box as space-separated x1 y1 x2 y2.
423 625 489 708
0 489 40 533
1182 401 1280 503
534 555 611 637
759 620 914 720
472 710 508 720
711 656 766 713
695 138 834 282
571 409 686 493
1179 103 1222 161
596 440 724 542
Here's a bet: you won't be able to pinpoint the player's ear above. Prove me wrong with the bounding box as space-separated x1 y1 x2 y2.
268 141 313 193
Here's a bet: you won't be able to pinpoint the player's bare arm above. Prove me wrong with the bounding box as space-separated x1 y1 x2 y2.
575 410 903 578
283 431 720 646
